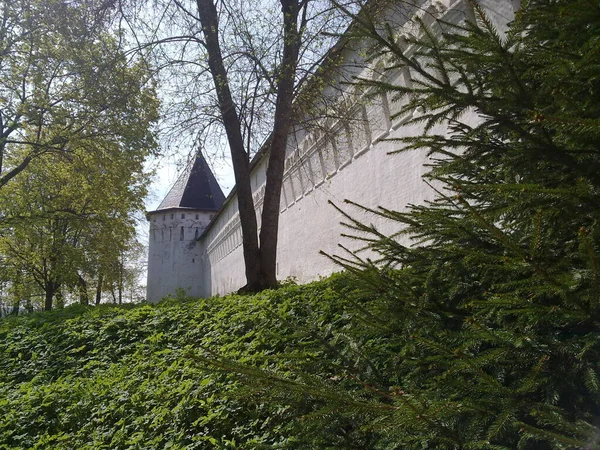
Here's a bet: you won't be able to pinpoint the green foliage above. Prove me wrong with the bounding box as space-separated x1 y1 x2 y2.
0 0 158 187
319 0 600 448
0 0 160 310
2 1 599 449
0 276 376 449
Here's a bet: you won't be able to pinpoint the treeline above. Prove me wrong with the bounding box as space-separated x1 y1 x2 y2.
0 0 159 312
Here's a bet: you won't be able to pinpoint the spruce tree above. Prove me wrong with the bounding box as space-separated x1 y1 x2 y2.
325 0 600 448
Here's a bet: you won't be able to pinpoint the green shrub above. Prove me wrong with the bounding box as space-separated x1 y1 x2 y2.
0 276 374 449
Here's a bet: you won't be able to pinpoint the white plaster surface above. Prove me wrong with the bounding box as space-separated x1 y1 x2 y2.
146 210 214 302
146 0 515 301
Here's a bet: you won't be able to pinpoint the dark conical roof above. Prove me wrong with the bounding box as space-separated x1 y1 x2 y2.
154 155 225 212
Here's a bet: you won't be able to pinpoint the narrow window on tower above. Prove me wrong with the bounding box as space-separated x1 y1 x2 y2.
181 214 185 219
195 228 199 239
180 226 184 241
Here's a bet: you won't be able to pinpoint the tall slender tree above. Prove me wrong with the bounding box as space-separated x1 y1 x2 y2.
125 0 350 291
194 0 307 289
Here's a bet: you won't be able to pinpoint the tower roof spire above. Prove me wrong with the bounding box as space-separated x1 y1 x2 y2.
154 154 225 212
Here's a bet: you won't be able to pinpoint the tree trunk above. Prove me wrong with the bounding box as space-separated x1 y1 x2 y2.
196 0 261 290
44 281 59 311
55 289 65 308
10 299 20 316
258 0 302 289
44 289 53 311
118 263 123 305
77 273 89 306
95 273 103 305
25 297 33 313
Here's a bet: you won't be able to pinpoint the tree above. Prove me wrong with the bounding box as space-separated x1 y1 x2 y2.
126 0 349 291
0 126 156 311
0 28 159 310
306 0 600 447
0 0 156 189
0 0 159 310
0 145 154 311
195 0 307 290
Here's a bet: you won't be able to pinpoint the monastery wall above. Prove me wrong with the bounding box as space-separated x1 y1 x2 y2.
146 0 517 300
198 0 517 297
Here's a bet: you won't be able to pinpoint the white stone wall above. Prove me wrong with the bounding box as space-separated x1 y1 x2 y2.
150 0 517 300
197 0 516 297
146 209 215 302
199 163 265 295
200 100 442 295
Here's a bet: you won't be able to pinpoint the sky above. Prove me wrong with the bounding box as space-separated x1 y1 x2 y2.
144 153 236 212
139 153 236 244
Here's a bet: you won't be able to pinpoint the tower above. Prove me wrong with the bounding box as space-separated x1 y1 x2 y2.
146 154 225 302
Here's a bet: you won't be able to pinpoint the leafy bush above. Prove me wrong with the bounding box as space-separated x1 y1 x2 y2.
0 277 372 449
